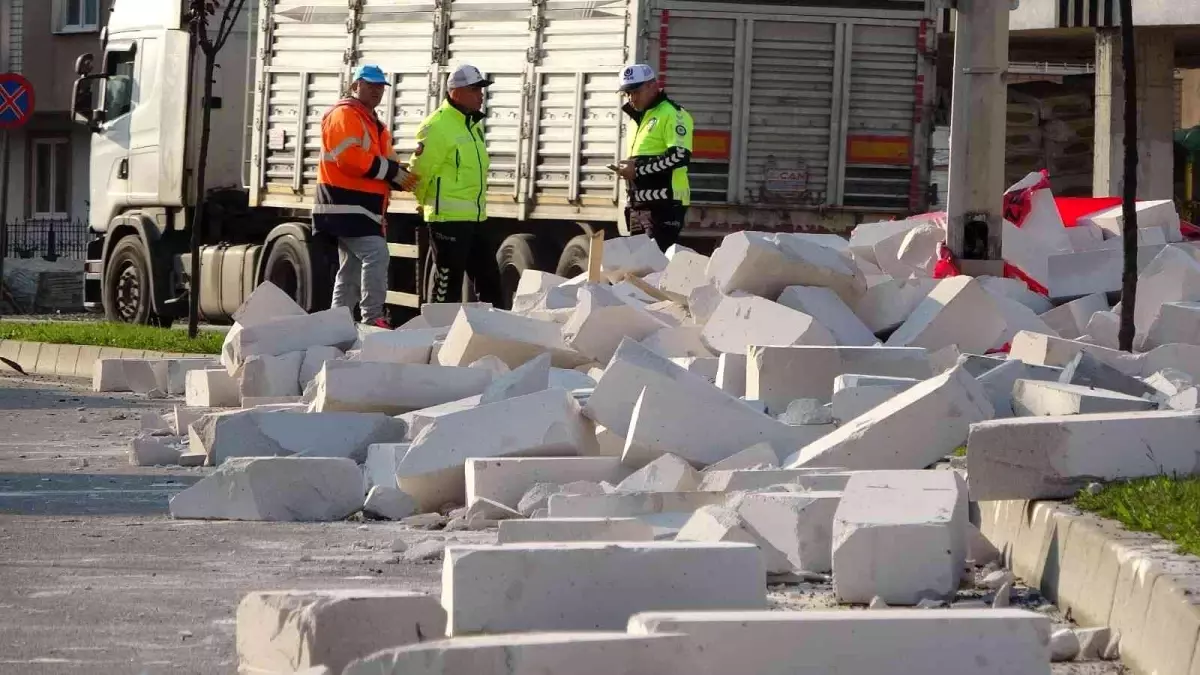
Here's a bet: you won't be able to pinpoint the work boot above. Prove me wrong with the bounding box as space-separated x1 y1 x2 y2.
368 317 393 330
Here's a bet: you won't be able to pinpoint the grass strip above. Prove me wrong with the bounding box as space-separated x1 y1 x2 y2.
1075 475 1200 557
0 321 223 355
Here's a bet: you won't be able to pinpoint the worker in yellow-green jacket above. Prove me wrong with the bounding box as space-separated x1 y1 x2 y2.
408 64 500 304
615 64 694 252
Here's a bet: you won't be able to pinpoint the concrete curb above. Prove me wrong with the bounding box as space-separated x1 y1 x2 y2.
0 339 194 380
979 499 1200 674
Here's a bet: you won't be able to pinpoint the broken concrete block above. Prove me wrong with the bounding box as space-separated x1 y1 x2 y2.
641 326 713 359
702 295 835 356
791 365 993 471
956 353 1007 378
479 353 550 405
1008 330 1134 371
342 632 696 675
498 517 656 544
978 275 1054 314
140 411 172 432
715 353 747 397
776 285 877 347
1042 242 1170 300
299 345 344 388
977 359 1063 418
967 409 1200 500
237 351 304 399
1142 301 1200 350
224 306 358 372
885 276 1006 355
707 231 864 303
363 485 417 520
703 444 779 472
515 269 571 298
550 367 596 391
657 249 711 298
363 443 408 489
1081 199 1183 243
698 468 851 493
1081 310 1120 349
686 283 728 326
465 497 522 522
848 215 931 267
872 219 945 280
615 453 700 492
1012 379 1157 417
547 491 724 518
236 590 445 674
746 345 932 412
562 285 667 364
732 490 842 574
674 505 779 566
668 356 719 383
220 282 309 371
358 328 446 365
173 405 214 436
399 396 481 440
421 302 493 328
777 398 833 426
627 608 1052 675
307 360 492 415
441 541 766 634
1039 293 1111 340
1059 351 1157 399
469 355 510 374
601 234 670 276
853 277 937 334
1134 245 1200 335
190 409 406 465
991 295 1061 347
439 306 586 369
593 425 625 457
397 388 596 511
185 369 240 407
832 470 967 605
171 457 366 521
91 358 130 392
128 434 185 466
465 456 627 508
517 480 604 516
830 375 918 423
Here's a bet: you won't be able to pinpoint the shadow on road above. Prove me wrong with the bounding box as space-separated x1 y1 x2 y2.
0 472 200 516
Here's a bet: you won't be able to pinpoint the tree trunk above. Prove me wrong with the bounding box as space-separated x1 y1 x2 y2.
1117 0 1139 353
188 56 217 338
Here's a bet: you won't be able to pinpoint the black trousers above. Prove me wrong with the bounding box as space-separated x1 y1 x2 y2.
626 202 688 252
425 221 501 305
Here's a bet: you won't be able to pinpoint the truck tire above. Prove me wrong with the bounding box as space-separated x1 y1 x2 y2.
495 233 541 309
103 236 153 324
556 234 592 278
263 234 329 313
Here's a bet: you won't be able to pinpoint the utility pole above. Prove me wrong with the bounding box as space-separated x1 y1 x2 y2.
1117 0 1139 352
946 0 1011 264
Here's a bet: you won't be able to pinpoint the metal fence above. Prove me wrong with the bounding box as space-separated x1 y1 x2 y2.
3 217 91 261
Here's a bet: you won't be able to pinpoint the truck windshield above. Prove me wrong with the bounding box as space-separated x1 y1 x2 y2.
104 50 136 121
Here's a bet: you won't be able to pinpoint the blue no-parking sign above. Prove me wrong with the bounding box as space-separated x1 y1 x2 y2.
0 73 35 129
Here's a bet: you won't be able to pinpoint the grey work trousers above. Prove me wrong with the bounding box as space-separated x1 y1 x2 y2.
331 234 389 323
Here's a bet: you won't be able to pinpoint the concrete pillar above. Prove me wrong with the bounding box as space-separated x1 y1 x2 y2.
1182 70 1200 129
1093 27 1176 200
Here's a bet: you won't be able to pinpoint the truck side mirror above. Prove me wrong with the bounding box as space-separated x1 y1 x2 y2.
75 53 95 76
72 74 104 131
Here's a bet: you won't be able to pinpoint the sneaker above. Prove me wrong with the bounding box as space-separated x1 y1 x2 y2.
368 317 393 330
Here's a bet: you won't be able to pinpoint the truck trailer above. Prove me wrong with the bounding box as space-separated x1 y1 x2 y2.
71 0 936 324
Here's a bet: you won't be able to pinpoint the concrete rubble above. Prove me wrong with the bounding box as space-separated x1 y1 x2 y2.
746 345 932 412
1011 379 1157 417
170 457 365 521
189 409 406 465
701 295 834 356
307 360 493 415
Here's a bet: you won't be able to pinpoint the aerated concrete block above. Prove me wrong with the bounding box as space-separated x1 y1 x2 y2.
465 456 627 508
439 306 587 369
853 278 937 334
967 410 1200 500
976 359 1063 418
746 345 932 413
190 409 406 465
1082 310 1120 349
399 396 481 440
830 375 918 424
1040 293 1111 340
307 360 492 415
358 327 446 364
627 609 1052 675
299 345 344 389
237 351 303 399
498 517 656 544
601 234 670 276
440 541 767 634
224 306 358 370
547 491 725 518
1012 379 1157 417
185 369 240 407
363 443 409 489
978 275 1054 314
992 295 1061 347
562 285 666 364
776 286 877 347
702 444 779 472
615 453 700 492
170 457 366 521
515 269 571 298
236 590 445 674
701 295 835 356
832 470 968 605
1142 301 1200 350
715 353 747 397
669 356 719 383
478 353 550 405
128 434 185 466
707 231 865 303
1134 244 1200 335
657 249 711 298
885 276 1006 354
363 485 417 520
1008 330 1135 371
1059 351 1157 399
641 326 713 358
732 490 843 574
1081 199 1182 242
92 358 129 392
790 365 993 471
397 388 596 511
698 469 851 493
421 302 493 328
342 632 696 675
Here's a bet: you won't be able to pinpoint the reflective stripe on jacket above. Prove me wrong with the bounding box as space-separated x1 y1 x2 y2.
408 99 490 223
315 98 402 237
623 92 694 207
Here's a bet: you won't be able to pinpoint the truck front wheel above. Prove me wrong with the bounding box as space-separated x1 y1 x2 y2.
263 234 331 313
103 236 153 324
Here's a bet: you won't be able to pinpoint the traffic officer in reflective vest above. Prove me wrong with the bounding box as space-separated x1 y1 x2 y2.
408 64 499 304
314 64 418 329
616 64 694 252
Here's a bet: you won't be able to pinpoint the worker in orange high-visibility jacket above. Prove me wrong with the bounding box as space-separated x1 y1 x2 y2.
315 64 418 329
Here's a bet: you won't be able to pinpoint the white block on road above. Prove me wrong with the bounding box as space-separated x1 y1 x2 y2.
343 632 696 675
627 609 1052 675
170 457 366 521
776 285 877 347
359 327 446 364
236 351 303 399
1039 293 1111 340
615 453 700 492
885 276 1006 355
746 345 932 412
701 295 835 356
128 434 185 466
698 469 851 493
190 409 406 465
967 410 1200 500
465 456 628 508
307 360 492 415
790 366 993 471
438 306 586 369
732 491 842 574
562 285 667 363
657 249 711 298
707 231 865 303
547 491 725 518
1012 379 1157 417
363 443 408 489
441 541 767 634
832 470 968 605
224 306 358 369
185 369 241 407
236 590 445 675
397 388 597 511
497 518 656 544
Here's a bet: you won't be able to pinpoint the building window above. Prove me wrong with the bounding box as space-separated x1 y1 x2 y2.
31 138 71 219
55 0 101 34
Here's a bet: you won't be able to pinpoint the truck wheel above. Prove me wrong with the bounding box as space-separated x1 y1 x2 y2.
556 234 593 278
103 236 153 324
496 233 541 309
264 234 326 312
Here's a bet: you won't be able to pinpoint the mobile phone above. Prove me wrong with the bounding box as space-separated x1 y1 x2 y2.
606 163 620 172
